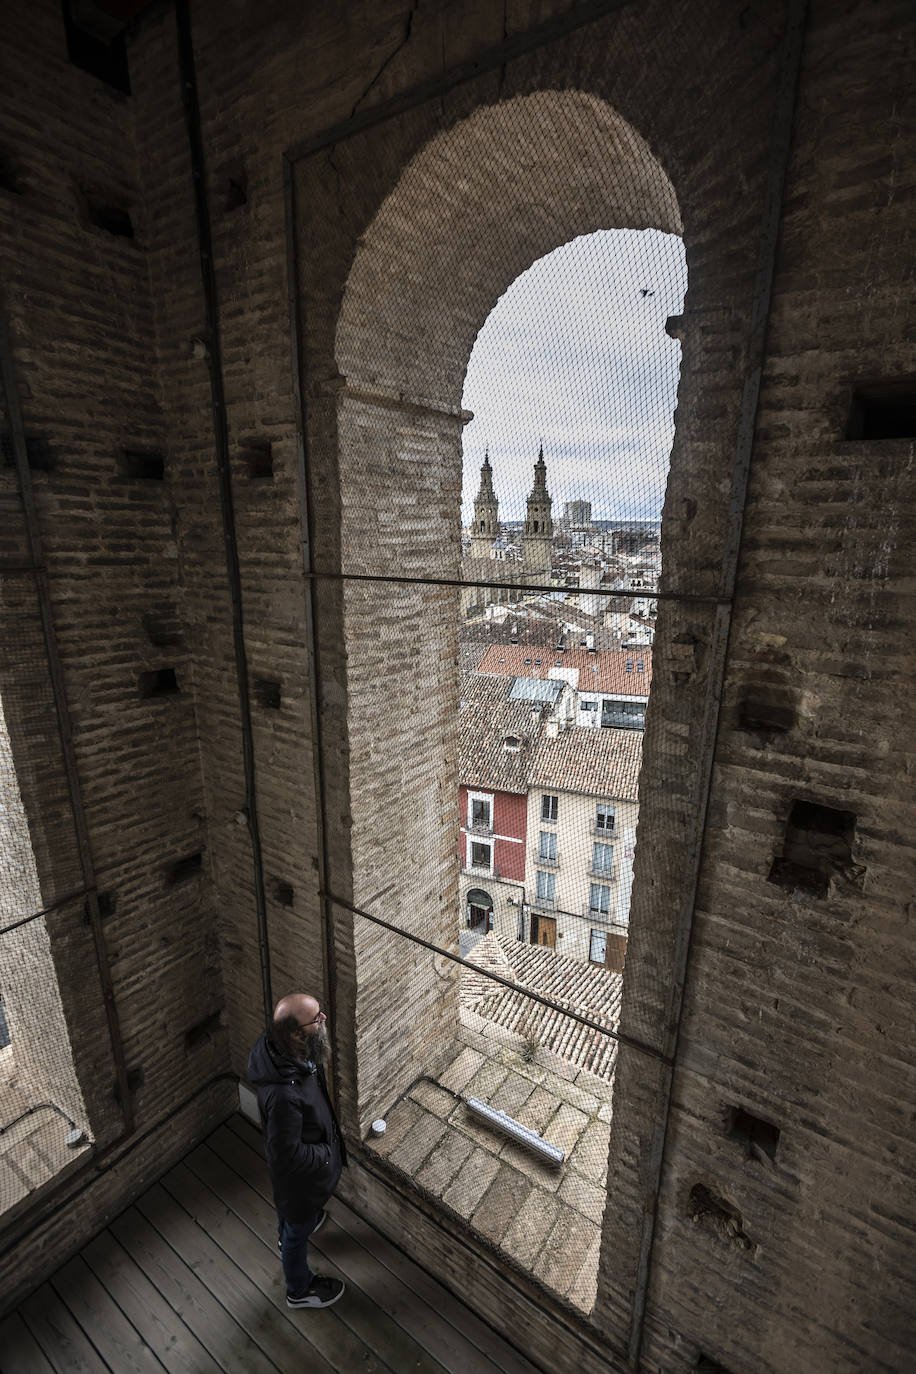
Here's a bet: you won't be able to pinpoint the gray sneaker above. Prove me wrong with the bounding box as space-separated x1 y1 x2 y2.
287 1276 345 1308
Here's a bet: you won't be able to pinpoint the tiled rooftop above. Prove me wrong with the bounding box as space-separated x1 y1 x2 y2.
458 675 643 800
460 935 622 1083
478 644 652 694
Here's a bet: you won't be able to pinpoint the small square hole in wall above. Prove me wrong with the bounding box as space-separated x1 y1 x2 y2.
139 667 180 699
63 2 131 92
119 448 165 480
84 891 116 923
185 1009 223 1051
726 1105 780 1162
274 880 294 907
768 800 856 899
0 151 25 195
114 1065 144 1103
85 197 134 238
254 679 281 709
737 695 794 735
166 852 202 886
846 378 916 440
243 439 273 479
225 174 247 211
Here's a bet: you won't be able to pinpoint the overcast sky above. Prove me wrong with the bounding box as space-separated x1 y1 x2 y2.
461 228 687 524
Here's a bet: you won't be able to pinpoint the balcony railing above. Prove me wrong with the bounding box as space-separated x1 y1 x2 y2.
530 894 556 910
467 820 493 835
592 824 615 838
600 712 645 731
532 850 560 868
584 906 628 931
464 862 499 879
588 866 616 882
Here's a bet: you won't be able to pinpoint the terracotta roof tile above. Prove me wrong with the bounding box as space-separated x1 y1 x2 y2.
461 934 622 1082
478 643 652 695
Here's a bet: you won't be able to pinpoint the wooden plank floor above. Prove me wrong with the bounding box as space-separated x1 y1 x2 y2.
0 1115 545 1374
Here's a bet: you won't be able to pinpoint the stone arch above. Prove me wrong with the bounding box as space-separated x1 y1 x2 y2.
337 90 681 411
327 89 685 1148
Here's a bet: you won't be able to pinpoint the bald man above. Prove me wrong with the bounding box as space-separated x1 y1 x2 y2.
248 993 347 1308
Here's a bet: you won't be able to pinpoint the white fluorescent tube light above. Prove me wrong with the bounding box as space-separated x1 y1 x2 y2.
465 1095 565 1166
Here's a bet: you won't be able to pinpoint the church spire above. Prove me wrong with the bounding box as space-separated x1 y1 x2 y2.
470 449 500 558
523 443 553 575
477 448 496 498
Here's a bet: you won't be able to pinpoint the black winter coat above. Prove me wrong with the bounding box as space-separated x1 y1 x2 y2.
247 1032 347 1223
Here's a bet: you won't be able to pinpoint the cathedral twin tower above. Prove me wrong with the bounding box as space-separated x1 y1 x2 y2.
470 447 554 575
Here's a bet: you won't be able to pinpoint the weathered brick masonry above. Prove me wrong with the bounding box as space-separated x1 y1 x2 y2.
0 1 914 1372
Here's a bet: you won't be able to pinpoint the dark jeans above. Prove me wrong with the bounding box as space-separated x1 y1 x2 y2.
278 1209 323 1297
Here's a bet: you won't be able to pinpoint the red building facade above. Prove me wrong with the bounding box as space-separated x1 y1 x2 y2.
458 784 527 883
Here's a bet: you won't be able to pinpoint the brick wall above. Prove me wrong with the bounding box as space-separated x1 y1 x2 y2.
0 1 913 1371
0 0 230 1303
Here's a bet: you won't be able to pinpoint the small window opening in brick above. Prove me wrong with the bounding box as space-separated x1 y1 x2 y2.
139 667 179 699
687 1184 752 1249
85 198 134 238
0 151 25 195
726 1105 780 1162
114 1065 144 1103
185 1009 223 1050
225 175 248 211
274 880 294 907
243 438 273 479
254 679 282 709
119 448 165 480
62 2 131 93
768 800 856 899
84 891 116 923
846 379 916 441
166 852 202 886
737 695 794 735
2 433 55 472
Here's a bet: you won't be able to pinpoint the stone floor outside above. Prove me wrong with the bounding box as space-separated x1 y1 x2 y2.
367 1003 615 1315
0 1045 92 1221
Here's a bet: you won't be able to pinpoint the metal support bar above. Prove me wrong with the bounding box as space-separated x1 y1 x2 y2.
175 0 272 1026
284 151 341 1061
0 885 95 939
626 3 810 1365
0 308 134 1136
324 889 671 1066
305 566 725 605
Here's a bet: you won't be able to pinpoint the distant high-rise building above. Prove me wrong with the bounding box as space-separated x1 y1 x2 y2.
565 499 592 526
523 445 554 575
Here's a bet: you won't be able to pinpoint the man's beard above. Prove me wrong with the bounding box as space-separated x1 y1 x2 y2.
300 1023 330 1067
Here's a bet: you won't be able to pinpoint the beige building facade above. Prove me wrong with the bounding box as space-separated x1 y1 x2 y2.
525 785 638 968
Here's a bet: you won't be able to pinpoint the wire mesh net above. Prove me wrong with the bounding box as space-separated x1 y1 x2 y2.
0 568 97 1216
296 64 719 1313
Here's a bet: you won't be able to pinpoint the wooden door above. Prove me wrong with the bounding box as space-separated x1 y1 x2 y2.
534 915 557 948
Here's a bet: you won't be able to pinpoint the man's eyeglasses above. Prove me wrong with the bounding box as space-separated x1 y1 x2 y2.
297 1010 326 1029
